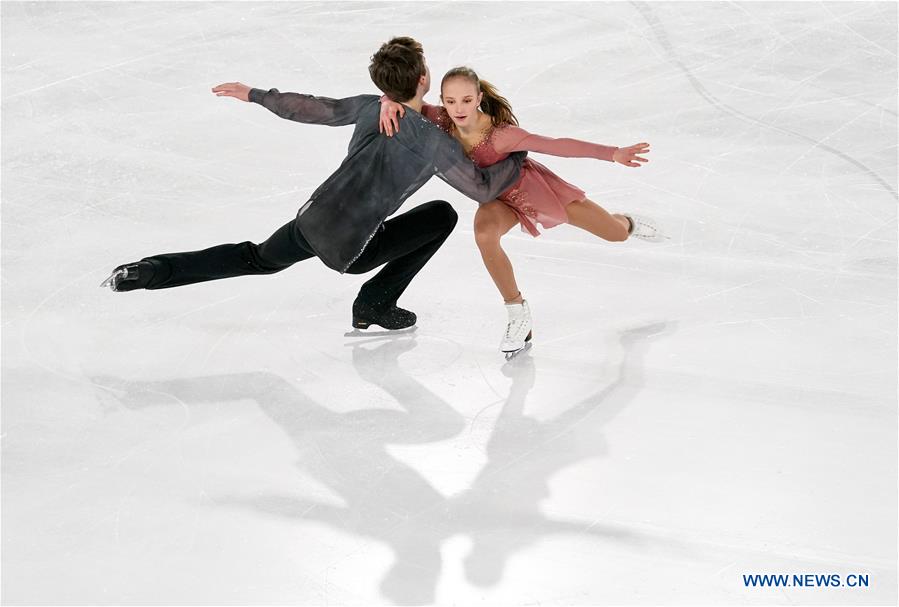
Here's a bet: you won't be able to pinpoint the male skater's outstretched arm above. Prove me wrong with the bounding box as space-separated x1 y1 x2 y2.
244 88 372 126
214 81 523 204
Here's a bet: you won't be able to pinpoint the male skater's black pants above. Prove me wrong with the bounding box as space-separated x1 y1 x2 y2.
141 200 458 309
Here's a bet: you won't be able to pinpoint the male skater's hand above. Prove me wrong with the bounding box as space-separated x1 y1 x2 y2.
612 142 651 167
212 82 252 102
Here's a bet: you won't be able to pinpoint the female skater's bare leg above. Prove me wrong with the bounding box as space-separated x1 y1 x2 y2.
564 198 631 242
474 201 533 358
473 201 522 303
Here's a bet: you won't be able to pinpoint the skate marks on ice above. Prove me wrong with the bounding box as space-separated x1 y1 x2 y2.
630 1 898 202
92 323 678 604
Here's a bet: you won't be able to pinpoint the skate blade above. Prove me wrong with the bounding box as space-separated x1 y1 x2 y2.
100 267 129 291
503 341 533 361
343 325 418 338
99 267 129 290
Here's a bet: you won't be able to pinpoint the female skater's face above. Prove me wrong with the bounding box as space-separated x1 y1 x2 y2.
441 78 482 129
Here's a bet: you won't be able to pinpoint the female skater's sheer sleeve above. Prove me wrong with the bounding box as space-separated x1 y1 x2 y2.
249 88 376 126
492 125 618 162
421 103 452 133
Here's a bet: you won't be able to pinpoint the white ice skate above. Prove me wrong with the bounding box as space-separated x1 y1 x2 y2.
626 214 669 242
500 300 533 361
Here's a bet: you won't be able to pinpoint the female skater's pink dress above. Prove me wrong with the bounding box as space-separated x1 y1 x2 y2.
422 104 618 236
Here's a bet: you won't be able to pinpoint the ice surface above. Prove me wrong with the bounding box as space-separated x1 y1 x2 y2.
2 2 896 605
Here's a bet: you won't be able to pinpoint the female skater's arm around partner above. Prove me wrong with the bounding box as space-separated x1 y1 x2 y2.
212 81 373 126
378 99 448 135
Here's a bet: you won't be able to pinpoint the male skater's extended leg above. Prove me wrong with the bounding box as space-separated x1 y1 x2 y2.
345 200 458 329
103 220 315 291
103 201 457 330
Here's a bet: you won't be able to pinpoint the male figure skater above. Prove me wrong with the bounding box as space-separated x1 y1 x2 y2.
103 37 525 330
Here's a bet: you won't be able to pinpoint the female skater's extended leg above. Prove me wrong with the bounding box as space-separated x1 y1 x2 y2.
564 199 631 242
566 198 667 242
473 201 522 303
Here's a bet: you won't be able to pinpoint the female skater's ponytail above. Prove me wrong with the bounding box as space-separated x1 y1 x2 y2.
441 67 519 127
478 79 518 127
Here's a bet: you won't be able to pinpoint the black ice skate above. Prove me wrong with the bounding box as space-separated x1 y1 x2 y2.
351 300 417 331
99 261 155 292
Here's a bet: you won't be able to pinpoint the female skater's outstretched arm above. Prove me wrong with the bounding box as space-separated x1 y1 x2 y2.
212 81 373 126
493 125 649 166
492 126 649 168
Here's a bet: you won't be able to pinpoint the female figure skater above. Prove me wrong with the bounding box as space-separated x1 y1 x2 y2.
379 66 662 358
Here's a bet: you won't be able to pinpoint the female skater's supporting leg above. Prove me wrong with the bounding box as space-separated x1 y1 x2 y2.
564 198 631 242
473 201 532 357
473 201 522 303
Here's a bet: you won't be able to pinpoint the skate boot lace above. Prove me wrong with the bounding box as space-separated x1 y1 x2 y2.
632 218 656 237
505 320 520 340
504 309 528 340
628 215 667 241
636 220 656 235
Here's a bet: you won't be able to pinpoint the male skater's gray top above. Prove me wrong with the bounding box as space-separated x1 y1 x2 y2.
249 88 525 272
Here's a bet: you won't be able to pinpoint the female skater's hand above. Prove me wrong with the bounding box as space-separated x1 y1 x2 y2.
613 142 651 167
379 95 405 136
211 82 251 102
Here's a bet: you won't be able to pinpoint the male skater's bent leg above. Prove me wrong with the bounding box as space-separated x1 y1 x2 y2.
346 200 458 328
107 220 315 291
